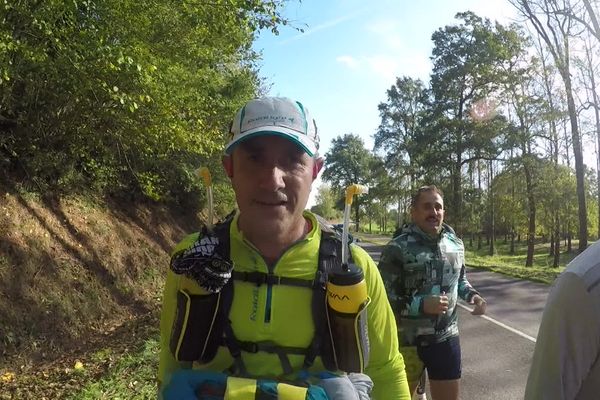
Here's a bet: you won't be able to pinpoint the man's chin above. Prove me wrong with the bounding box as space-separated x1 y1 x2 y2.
424 225 441 236
255 204 288 217
248 205 294 224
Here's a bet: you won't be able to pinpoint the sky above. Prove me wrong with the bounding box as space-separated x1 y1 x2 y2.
252 0 520 206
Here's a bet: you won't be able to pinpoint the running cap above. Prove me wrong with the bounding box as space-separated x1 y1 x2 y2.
225 97 319 156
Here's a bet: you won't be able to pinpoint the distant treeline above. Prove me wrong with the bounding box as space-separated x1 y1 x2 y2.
317 5 600 267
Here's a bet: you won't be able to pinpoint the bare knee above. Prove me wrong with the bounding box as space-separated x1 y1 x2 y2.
428 378 459 400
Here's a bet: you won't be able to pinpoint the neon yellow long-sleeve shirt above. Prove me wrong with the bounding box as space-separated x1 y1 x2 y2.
158 211 409 399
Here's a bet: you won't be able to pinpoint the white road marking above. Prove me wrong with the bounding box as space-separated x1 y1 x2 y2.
457 302 537 343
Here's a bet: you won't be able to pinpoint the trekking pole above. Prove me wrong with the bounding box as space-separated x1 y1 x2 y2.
196 167 214 232
414 369 427 400
341 184 368 269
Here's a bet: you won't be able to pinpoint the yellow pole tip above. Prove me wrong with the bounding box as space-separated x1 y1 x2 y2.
345 184 368 205
196 167 212 186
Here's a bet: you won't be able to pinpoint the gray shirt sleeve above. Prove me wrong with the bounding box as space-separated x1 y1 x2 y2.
524 272 600 400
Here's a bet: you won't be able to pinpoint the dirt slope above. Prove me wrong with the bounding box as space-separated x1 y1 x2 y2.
0 191 200 371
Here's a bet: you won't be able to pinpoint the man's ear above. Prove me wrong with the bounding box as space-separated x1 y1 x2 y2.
312 157 324 180
222 155 233 178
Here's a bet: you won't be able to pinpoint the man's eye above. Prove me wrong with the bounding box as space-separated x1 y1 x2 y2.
247 153 261 162
290 156 304 165
285 154 305 167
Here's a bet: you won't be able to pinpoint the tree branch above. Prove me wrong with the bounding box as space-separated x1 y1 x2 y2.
583 0 600 41
579 101 600 111
461 155 508 165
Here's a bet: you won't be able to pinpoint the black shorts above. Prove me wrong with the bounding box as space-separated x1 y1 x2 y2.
417 335 461 380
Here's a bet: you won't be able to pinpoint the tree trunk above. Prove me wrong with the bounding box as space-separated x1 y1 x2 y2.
553 213 560 268
452 163 462 236
488 160 495 256
517 0 587 250
510 228 515 255
397 197 402 229
453 103 464 236
561 54 587 251
586 45 600 239
383 209 387 233
524 159 536 267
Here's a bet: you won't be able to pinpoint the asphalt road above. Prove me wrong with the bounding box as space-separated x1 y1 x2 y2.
359 241 552 400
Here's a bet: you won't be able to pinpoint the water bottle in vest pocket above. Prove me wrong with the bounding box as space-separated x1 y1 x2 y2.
325 262 371 373
170 277 228 363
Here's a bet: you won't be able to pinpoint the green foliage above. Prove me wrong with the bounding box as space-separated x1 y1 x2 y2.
322 134 375 230
374 76 426 214
0 0 288 205
375 76 426 174
311 184 341 220
323 134 374 190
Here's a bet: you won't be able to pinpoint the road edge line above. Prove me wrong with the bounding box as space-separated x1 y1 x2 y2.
457 302 537 343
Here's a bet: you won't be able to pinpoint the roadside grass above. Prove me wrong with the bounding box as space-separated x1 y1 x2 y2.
67 336 159 400
464 238 581 284
358 222 395 236
354 231 390 246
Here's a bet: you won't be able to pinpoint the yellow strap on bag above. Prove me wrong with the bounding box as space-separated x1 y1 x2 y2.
277 382 308 400
224 377 257 399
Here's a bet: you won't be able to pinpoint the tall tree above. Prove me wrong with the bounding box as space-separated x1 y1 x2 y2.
366 156 397 232
426 12 526 234
322 134 375 231
374 76 426 227
511 0 589 250
577 37 600 238
534 34 567 258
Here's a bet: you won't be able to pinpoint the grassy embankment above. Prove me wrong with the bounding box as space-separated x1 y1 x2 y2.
0 190 200 399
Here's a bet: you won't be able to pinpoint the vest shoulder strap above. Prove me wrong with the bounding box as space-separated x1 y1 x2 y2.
205 213 351 374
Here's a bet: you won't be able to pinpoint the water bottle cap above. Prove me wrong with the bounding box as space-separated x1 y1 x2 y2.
329 263 364 285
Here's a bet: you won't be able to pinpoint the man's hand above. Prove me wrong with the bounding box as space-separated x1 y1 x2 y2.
470 294 487 315
422 293 449 315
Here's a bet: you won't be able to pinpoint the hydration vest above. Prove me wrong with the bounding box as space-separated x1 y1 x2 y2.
168 214 355 377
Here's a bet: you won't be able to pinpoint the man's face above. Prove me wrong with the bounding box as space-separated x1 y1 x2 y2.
225 135 321 235
411 190 445 236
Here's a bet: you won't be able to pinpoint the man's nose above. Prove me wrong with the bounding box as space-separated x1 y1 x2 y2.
427 206 440 216
258 164 285 190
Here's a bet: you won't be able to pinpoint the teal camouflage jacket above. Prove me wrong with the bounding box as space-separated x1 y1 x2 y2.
378 223 479 346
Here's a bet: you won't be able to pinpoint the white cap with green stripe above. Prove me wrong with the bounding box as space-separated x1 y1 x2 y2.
225 97 319 156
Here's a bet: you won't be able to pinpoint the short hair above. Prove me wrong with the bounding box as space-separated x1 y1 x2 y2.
410 185 444 208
